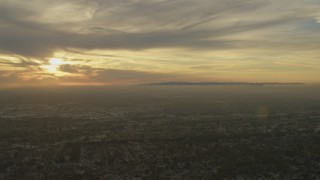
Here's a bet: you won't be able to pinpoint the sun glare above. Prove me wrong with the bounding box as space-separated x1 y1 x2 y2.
44 65 58 73
49 58 64 65
43 58 66 75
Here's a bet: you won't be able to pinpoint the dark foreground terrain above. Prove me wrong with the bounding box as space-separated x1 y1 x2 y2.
0 86 319 179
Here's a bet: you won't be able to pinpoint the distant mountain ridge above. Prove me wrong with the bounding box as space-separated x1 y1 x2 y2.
142 82 304 86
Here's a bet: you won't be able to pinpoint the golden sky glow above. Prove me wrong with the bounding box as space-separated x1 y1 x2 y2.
0 0 320 87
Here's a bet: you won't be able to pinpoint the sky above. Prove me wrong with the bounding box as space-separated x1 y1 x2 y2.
0 0 320 87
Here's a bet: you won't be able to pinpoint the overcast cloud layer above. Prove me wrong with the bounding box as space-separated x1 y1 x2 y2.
0 0 320 87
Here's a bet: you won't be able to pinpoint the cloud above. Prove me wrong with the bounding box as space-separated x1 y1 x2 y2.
1 0 320 85
59 64 96 75
0 58 40 69
0 0 319 58
58 64 175 83
0 64 177 87
94 69 171 82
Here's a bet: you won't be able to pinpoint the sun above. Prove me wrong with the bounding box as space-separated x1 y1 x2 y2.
49 58 64 65
43 58 66 75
